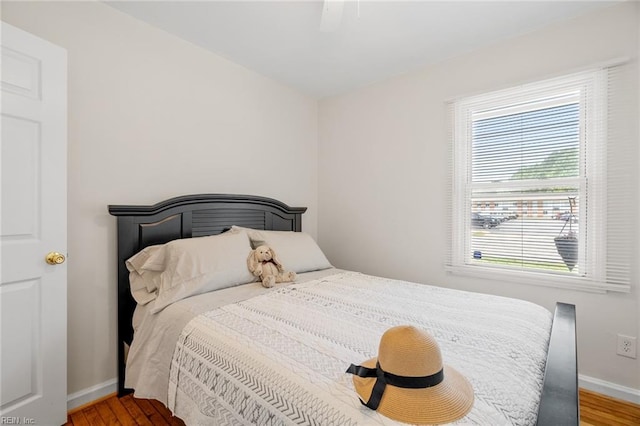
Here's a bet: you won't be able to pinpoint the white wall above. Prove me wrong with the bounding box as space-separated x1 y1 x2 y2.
319 2 640 398
1 1 318 395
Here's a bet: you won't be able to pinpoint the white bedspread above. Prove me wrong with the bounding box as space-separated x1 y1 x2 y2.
162 272 552 425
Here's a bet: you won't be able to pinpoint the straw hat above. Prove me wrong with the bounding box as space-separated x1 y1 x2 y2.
346 325 474 425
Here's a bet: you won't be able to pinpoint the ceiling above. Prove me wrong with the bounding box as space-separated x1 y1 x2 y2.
105 1 620 99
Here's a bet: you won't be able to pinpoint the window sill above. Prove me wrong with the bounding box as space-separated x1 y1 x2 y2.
445 264 630 294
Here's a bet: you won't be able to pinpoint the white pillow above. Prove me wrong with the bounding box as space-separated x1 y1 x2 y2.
232 226 332 273
126 244 164 305
126 231 255 312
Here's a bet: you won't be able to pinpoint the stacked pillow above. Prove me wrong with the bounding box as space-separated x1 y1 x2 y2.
127 230 254 313
126 226 332 313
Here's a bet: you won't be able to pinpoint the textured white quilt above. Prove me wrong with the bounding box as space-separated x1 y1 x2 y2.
167 272 552 425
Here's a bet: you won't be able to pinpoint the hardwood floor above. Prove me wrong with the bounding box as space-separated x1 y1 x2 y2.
64 388 640 426
579 388 640 426
64 394 184 426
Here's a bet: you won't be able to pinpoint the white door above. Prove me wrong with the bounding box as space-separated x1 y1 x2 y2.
0 22 67 425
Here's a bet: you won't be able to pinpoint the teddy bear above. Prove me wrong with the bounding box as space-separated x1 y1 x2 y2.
247 245 297 288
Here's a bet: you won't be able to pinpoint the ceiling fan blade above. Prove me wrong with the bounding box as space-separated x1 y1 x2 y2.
320 0 344 32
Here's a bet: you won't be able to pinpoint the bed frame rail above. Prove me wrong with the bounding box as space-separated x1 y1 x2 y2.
536 302 579 425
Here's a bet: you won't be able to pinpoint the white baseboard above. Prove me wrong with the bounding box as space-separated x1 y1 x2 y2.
67 377 118 411
579 374 640 405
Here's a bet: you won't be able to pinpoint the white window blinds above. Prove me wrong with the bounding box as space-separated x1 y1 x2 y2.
448 62 635 292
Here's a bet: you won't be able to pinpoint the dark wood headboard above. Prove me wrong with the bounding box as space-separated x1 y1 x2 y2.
108 193 306 396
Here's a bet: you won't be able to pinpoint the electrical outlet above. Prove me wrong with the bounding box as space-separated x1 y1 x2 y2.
616 335 637 359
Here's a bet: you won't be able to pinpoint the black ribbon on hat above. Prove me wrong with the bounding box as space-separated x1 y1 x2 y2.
346 361 444 410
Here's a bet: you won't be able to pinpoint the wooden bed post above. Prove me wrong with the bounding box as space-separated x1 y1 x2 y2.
536 302 579 425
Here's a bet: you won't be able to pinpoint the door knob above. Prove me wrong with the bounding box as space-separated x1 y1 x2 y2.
45 252 66 265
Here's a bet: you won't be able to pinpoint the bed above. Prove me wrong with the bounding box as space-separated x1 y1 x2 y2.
108 194 578 425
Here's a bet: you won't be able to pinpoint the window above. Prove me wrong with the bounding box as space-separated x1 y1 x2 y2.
448 64 635 292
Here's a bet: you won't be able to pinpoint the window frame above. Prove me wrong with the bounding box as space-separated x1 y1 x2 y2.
447 69 617 292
